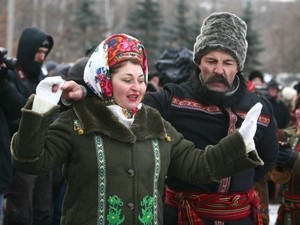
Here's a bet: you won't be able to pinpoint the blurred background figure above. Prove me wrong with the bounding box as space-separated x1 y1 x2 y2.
146 71 172 92
45 61 58 77
248 70 265 87
281 86 298 126
269 94 300 225
0 49 21 225
248 70 267 97
155 47 196 85
266 79 290 129
51 63 70 79
265 79 291 205
146 47 196 93
66 57 88 85
51 56 88 225
2 27 54 225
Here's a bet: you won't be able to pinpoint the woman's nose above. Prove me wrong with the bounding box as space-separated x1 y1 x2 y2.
131 82 138 91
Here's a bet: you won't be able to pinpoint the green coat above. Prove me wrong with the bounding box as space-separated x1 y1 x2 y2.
11 95 262 225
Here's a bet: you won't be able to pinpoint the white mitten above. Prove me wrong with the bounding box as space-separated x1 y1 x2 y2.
32 76 65 113
238 103 263 151
36 76 65 104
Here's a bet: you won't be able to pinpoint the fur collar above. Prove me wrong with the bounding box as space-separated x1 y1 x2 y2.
72 97 166 143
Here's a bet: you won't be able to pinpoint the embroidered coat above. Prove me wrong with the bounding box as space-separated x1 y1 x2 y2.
143 74 278 225
11 95 262 225
275 126 300 225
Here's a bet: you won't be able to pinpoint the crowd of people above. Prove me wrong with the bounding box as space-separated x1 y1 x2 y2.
0 11 300 225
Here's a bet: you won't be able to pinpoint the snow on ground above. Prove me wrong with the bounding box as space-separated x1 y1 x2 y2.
269 204 280 225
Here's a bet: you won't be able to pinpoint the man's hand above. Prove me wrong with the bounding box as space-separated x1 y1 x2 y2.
61 81 85 101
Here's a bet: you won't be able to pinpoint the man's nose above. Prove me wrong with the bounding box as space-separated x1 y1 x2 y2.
213 63 224 75
39 53 46 61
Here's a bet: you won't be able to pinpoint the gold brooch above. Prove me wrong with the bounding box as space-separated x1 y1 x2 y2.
74 120 84 135
165 135 171 142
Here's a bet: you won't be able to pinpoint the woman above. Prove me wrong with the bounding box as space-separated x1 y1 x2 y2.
11 34 263 225
273 94 300 225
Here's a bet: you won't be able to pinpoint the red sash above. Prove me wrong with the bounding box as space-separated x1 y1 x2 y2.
165 186 263 225
277 193 300 224
281 192 300 210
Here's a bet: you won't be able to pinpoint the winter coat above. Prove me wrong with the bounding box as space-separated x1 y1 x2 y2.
274 126 300 225
0 107 12 194
0 80 25 194
143 74 278 225
11 95 262 225
144 76 278 192
276 126 300 176
267 97 290 129
2 28 52 135
293 153 300 175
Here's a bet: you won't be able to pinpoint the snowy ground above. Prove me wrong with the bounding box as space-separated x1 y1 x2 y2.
269 204 280 225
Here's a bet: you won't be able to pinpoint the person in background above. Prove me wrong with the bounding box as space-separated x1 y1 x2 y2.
61 13 279 225
155 48 194 84
248 70 265 87
146 71 172 92
281 86 298 126
272 94 300 225
10 33 264 225
66 57 88 86
248 70 267 97
45 61 58 77
51 57 88 225
51 63 70 79
1 27 54 225
0 107 10 225
0 57 24 225
266 79 290 129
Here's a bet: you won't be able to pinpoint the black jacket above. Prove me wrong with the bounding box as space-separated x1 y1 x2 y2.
1 27 53 135
144 74 278 193
0 80 24 193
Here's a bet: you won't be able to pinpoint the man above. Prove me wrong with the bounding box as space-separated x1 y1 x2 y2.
272 94 300 224
62 12 278 225
0 52 23 217
1 27 54 225
143 12 278 225
266 79 290 129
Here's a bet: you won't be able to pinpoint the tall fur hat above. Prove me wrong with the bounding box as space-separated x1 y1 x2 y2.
193 12 248 71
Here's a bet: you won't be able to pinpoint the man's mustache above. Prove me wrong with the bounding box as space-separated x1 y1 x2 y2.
204 76 231 89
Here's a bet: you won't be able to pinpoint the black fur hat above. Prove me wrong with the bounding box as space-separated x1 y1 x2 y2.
193 12 248 71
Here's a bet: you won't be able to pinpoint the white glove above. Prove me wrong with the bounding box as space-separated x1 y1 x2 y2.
239 103 263 144
36 76 65 105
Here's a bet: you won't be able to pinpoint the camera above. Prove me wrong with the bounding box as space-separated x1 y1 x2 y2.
253 86 268 97
0 47 17 69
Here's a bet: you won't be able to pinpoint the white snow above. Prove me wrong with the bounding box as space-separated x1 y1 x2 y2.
269 204 280 225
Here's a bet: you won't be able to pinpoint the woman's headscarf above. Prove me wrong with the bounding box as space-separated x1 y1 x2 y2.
84 33 148 104
83 34 148 127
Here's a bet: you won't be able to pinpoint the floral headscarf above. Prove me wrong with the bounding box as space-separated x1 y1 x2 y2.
84 33 148 104
83 34 148 127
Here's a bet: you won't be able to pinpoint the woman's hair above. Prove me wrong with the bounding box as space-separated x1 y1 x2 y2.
110 59 142 75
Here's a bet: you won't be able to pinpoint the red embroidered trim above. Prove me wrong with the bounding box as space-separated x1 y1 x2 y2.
171 97 222 114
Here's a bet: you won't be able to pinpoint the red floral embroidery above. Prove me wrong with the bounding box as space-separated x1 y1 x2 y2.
97 74 113 99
